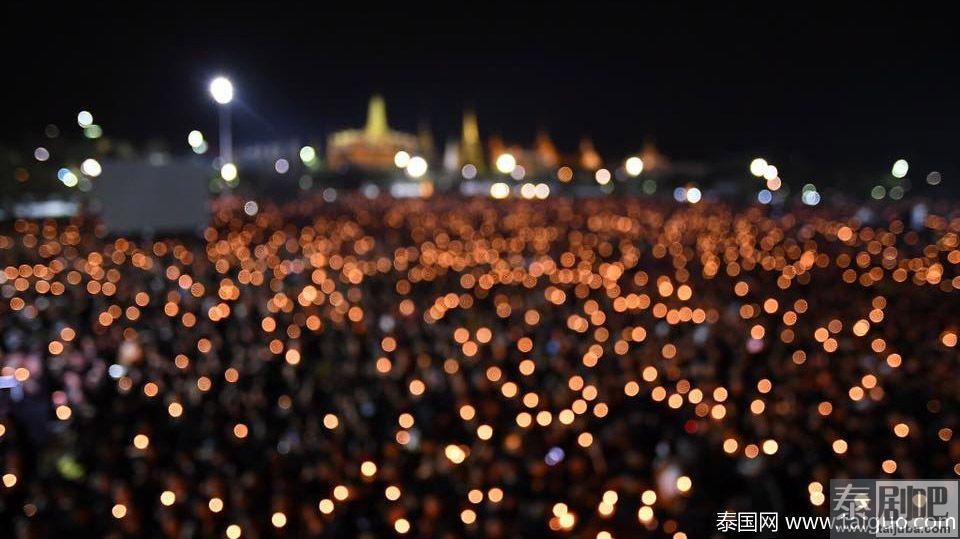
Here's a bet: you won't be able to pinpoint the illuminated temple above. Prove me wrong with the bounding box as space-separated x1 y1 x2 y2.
326 95 419 171
325 95 616 176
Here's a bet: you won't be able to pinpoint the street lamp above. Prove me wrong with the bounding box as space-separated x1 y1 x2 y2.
209 76 234 165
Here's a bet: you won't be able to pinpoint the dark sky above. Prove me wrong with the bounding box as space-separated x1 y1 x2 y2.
3 1 958 173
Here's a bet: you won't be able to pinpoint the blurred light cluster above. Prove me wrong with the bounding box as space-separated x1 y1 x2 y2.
187 130 208 154
673 186 702 204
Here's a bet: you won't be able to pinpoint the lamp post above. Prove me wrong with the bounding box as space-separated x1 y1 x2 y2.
209 76 234 166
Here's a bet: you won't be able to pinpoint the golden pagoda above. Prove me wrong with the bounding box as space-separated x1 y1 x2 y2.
326 95 418 171
639 137 666 172
579 137 603 170
459 109 484 171
534 129 559 169
365 95 388 140
417 120 436 163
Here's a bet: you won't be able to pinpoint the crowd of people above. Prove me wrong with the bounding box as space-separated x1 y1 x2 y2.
1 193 958 538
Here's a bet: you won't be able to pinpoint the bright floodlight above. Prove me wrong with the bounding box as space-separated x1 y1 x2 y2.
406 156 428 178
209 77 234 105
749 158 768 177
495 153 516 174
891 159 909 179
625 156 644 177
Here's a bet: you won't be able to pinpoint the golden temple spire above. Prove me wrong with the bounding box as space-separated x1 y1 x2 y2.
364 94 389 141
579 137 602 170
460 109 484 171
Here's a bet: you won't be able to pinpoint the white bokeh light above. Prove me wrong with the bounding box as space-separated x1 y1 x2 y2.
490 182 510 199
187 130 204 148
405 156 428 178
625 156 644 176
299 146 316 163
495 153 516 174
394 151 411 168
80 158 102 177
891 159 909 179
77 111 93 128
750 158 768 177
595 168 611 185
220 162 238 182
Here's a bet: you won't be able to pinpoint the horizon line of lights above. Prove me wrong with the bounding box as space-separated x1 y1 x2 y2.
22 81 947 202
36 121 946 203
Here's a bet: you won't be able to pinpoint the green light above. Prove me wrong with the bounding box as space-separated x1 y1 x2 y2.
84 124 103 139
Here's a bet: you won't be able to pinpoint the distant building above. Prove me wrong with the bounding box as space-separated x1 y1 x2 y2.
326 95 418 171
483 129 563 176
534 129 559 169
487 135 507 169
417 120 437 164
442 140 460 173
638 138 666 173
631 138 709 179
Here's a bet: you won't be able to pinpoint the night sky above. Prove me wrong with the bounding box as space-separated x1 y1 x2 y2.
3 2 958 174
